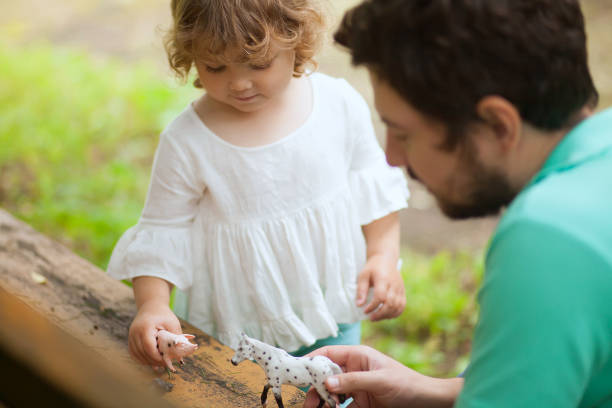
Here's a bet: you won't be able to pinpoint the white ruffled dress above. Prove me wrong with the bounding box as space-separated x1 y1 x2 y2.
107 73 409 351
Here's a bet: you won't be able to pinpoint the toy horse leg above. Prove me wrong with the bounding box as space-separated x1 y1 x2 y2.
313 383 336 408
273 392 284 408
316 397 335 408
261 384 271 406
319 394 347 407
272 386 284 408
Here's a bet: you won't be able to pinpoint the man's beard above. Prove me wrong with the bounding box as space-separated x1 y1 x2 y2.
436 161 518 220
406 140 518 220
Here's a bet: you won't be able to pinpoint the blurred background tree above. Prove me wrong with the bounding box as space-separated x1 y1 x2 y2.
2 0 610 377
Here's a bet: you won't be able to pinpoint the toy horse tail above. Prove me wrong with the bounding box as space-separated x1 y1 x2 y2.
330 363 347 403
330 362 342 376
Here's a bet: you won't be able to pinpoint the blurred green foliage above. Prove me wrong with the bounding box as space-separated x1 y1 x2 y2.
1 44 482 377
363 250 483 376
0 43 198 266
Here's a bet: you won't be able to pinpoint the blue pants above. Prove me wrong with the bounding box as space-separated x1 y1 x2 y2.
290 322 361 357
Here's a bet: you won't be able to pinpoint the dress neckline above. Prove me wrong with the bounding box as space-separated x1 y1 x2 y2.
188 73 319 152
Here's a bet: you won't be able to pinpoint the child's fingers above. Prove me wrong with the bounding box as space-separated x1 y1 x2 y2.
129 334 150 366
366 288 394 319
143 330 164 366
369 301 398 321
369 288 406 320
363 279 389 314
368 266 407 320
395 286 407 312
363 298 383 315
136 337 157 367
159 318 182 336
131 329 163 367
128 335 142 363
355 269 372 307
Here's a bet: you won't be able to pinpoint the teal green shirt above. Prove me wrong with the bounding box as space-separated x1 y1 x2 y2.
456 108 612 408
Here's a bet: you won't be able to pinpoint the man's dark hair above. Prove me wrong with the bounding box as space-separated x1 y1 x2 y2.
335 0 598 149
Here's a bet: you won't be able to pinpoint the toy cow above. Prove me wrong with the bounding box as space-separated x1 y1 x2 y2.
156 330 198 372
231 333 346 408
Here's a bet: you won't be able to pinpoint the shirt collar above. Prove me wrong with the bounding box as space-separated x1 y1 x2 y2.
530 107 612 186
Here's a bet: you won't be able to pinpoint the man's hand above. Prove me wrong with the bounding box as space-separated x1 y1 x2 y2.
302 346 463 408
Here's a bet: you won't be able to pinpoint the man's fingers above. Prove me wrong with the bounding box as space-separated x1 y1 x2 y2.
325 371 382 395
303 387 343 408
303 387 324 408
304 345 351 362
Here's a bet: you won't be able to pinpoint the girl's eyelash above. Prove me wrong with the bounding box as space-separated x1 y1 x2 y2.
204 58 273 72
206 65 226 73
249 62 272 70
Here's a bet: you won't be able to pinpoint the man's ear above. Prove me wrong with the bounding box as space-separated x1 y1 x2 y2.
476 96 522 152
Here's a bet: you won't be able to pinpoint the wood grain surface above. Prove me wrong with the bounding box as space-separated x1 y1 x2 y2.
0 209 305 407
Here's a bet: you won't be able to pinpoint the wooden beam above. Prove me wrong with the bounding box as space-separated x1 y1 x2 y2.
0 209 304 407
0 286 177 408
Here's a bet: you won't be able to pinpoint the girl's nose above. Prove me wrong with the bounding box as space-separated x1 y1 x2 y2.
229 77 253 93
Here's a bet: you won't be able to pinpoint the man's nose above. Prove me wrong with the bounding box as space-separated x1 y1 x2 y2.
384 134 406 167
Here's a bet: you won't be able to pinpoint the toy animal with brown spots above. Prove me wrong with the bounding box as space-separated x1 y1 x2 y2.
231 333 347 408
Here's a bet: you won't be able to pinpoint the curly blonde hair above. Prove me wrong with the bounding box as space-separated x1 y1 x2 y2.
164 0 327 87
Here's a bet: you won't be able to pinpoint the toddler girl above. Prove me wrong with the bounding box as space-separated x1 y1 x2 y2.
108 0 409 369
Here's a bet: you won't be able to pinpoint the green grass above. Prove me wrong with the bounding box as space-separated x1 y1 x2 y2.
1 43 482 377
0 42 198 266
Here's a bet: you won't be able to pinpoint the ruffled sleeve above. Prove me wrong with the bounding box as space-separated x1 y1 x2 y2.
107 131 204 290
341 79 410 225
350 161 409 226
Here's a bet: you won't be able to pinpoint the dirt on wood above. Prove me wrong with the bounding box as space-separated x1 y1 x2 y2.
0 209 304 407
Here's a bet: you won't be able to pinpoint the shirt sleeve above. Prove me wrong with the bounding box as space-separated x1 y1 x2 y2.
106 131 204 290
339 79 409 225
456 219 612 407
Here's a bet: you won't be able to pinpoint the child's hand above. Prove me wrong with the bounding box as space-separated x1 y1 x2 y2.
128 300 182 368
356 253 406 321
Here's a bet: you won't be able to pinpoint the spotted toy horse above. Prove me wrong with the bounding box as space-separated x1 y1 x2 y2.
231 333 347 408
